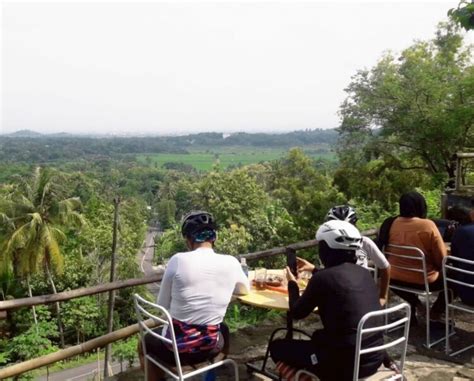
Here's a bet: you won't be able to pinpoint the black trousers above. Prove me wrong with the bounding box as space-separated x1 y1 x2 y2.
269 330 383 381
390 276 450 314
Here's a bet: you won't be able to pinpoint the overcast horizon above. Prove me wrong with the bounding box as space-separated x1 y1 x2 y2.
2 1 472 136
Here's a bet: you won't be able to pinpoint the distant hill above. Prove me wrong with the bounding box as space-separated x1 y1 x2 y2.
6 129 43 138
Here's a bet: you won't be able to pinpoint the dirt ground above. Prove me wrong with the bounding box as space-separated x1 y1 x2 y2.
109 297 474 381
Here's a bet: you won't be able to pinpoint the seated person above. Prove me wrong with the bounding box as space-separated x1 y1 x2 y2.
377 191 447 322
449 206 474 306
326 205 391 306
270 220 384 381
431 218 458 242
138 211 249 381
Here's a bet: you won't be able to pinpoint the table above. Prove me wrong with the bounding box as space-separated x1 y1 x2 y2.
237 270 313 380
237 269 290 311
237 289 290 311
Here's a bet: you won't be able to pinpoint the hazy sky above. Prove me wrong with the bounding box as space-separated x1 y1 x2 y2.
1 1 471 135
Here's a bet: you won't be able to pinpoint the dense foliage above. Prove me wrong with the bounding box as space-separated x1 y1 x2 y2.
0 129 337 164
338 22 473 201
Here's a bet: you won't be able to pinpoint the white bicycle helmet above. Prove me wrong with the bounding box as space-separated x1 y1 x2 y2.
316 220 362 250
325 205 358 225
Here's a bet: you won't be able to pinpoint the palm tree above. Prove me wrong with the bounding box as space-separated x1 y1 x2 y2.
0 167 85 347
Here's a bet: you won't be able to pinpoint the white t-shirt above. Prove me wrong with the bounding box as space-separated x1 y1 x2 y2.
157 247 250 325
356 236 390 270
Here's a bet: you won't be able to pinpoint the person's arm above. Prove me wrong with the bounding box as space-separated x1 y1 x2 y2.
362 237 391 305
233 257 250 295
379 266 390 306
157 256 178 309
286 267 321 319
296 257 316 273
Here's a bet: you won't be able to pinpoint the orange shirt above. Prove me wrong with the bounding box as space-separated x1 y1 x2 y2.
387 217 447 284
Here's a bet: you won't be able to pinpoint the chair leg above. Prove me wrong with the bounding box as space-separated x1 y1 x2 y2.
144 359 148 381
445 305 450 355
226 358 239 381
425 298 431 348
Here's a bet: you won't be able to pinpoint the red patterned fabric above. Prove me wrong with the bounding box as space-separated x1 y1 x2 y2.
276 361 316 381
165 318 220 353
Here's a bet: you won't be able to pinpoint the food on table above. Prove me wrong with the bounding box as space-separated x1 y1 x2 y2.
297 278 308 289
265 274 284 287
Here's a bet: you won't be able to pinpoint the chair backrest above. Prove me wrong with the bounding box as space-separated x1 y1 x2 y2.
384 244 430 292
443 255 474 300
353 303 411 381
134 293 184 379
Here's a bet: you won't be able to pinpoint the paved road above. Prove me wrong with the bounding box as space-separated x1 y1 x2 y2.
35 360 125 381
138 228 161 296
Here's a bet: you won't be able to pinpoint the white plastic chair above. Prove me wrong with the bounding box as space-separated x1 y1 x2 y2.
384 244 442 348
354 303 411 381
443 255 474 356
134 294 239 381
294 303 411 381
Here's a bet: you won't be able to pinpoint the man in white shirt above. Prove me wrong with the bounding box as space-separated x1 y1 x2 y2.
138 211 249 380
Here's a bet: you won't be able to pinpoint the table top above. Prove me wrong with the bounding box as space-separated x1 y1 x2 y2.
238 269 290 310
238 288 291 311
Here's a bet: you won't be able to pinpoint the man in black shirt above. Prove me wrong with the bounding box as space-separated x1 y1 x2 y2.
269 220 384 381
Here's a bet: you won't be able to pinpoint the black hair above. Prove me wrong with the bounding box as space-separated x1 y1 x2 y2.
399 192 427 218
319 240 357 268
447 206 472 225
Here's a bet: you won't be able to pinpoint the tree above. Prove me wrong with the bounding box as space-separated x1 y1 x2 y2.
339 22 474 184
0 167 85 347
112 336 138 372
268 148 345 238
449 1 474 31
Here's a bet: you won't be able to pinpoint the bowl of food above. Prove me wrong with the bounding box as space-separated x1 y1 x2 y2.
265 274 284 287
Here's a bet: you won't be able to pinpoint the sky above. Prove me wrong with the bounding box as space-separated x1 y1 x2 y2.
1 0 472 136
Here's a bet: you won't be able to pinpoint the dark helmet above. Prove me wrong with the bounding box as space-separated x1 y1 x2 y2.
325 205 358 225
181 211 217 238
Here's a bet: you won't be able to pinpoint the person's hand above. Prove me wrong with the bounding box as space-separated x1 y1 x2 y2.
379 298 387 307
297 257 315 273
285 266 297 283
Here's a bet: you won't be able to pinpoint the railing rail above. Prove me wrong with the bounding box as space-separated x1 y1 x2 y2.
240 228 377 260
0 274 163 311
0 228 378 378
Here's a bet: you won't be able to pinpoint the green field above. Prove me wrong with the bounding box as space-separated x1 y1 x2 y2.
137 146 336 171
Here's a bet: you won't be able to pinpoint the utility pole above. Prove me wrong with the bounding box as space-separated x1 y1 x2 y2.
104 196 120 378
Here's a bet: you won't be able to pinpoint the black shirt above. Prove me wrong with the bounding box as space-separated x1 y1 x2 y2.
451 223 474 306
289 262 383 348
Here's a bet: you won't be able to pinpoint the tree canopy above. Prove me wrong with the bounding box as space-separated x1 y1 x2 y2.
339 22 473 188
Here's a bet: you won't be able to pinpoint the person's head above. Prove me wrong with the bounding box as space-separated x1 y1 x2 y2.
447 206 474 225
315 220 362 268
181 211 217 250
399 191 427 218
325 205 358 225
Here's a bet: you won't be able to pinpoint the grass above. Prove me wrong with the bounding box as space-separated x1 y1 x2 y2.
137 146 336 171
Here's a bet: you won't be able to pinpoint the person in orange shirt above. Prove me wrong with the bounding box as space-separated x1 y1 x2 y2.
378 192 448 323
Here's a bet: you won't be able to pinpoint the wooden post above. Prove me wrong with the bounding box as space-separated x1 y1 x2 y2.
104 196 120 378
